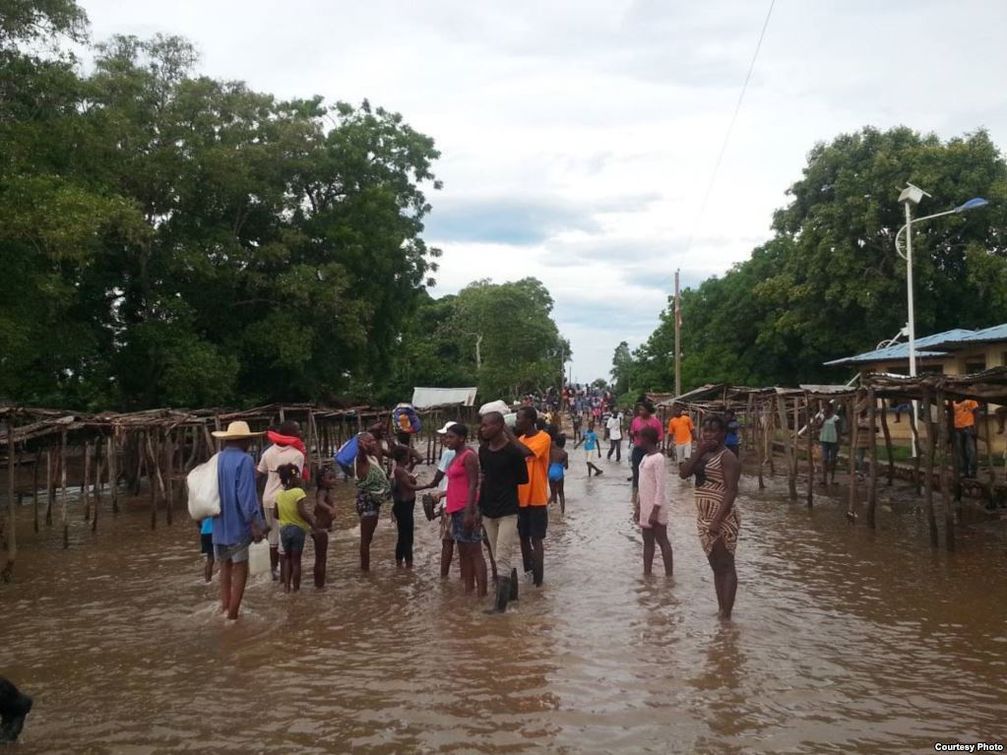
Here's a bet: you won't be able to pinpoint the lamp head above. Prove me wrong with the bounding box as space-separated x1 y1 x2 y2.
898 182 931 206
955 197 989 213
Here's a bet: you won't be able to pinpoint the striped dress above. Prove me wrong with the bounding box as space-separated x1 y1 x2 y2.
694 449 741 555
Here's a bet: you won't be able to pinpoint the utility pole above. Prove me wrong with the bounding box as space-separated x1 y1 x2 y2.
674 269 682 397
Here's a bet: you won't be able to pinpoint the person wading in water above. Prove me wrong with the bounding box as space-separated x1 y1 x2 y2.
354 432 391 572
515 407 550 587
442 423 485 596
679 415 741 620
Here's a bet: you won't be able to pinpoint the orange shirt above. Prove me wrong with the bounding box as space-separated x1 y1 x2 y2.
953 400 978 429
668 415 694 445
518 431 551 507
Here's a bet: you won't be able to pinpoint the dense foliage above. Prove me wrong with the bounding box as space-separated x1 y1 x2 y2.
621 127 1007 393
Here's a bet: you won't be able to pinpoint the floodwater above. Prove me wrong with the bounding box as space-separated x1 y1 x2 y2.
2 454 1006 753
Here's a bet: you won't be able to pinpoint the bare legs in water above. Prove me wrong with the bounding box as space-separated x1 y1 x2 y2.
707 539 737 620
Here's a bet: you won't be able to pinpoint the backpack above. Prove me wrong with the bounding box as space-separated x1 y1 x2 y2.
186 453 220 521
334 435 359 476
392 403 422 434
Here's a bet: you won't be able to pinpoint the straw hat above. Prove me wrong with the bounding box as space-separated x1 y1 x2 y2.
211 420 264 439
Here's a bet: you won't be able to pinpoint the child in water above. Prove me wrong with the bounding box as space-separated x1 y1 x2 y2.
548 434 569 513
637 426 673 576
199 517 214 582
313 467 337 588
391 446 419 568
577 422 604 477
275 463 324 593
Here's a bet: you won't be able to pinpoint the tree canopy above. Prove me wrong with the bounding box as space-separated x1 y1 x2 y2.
1 3 453 409
624 126 1007 392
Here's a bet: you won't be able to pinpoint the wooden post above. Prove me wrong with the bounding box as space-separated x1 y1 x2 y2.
867 388 878 528
880 401 894 486
32 451 39 534
937 390 954 551
847 395 859 521
164 430 174 526
2 433 15 582
146 432 164 530
908 407 922 495
756 401 765 490
60 432 69 549
777 396 797 501
984 404 995 487
82 441 92 521
922 389 939 547
805 396 814 508
92 437 101 534
45 448 54 525
109 432 119 515
766 399 776 478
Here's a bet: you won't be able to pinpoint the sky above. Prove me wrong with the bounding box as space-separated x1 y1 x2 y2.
79 0 1007 383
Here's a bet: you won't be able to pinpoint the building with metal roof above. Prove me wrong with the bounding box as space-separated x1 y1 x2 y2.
824 324 1007 376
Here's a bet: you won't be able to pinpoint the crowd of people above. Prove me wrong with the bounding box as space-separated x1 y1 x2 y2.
199 395 743 623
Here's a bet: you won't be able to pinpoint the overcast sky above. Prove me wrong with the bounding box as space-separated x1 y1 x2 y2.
80 0 1007 383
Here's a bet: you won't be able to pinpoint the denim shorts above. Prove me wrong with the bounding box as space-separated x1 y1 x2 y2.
213 537 251 563
451 510 483 544
280 524 307 553
821 441 839 464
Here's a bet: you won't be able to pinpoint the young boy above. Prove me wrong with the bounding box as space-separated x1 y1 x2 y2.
275 463 323 593
313 467 337 588
391 446 419 568
199 517 214 583
548 434 569 513
637 425 673 576
577 422 604 477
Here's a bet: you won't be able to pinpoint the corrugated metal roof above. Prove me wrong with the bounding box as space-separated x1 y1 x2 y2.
823 327 998 367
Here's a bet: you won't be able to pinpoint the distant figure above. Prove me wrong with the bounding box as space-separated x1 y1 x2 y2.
606 410 623 462
276 463 323 593
199 517 214 583
312 467 337 588
354 432 391 572
548 434 569 513
572 412 583 443
815 404 841 486
679 415 741 621
637 426 673 577
667 405 695 462
210 421 267 621
577 422 604 477
952 399 980 478
391 446 419 568
725 409 741 457
0 677 32 744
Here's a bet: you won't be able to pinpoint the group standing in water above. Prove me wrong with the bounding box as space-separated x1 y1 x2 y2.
199 399 742 622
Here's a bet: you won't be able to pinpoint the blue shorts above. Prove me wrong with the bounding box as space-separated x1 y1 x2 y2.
821 441 839 464
213 537 251 563
451 511 483 544
280 524 307 553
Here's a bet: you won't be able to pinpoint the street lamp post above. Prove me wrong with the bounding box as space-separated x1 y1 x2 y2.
895 184 989 455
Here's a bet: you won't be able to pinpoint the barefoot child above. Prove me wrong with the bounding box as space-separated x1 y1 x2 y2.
638 426 673 576
313 467 337 588
577 423 604 477
391 446 419 568
548 435 569 513
199 517 215 582
276 463 323 593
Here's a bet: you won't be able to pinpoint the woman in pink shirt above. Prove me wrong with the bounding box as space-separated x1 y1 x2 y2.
629 401 664 493
443 423 485 596
637 425 673 576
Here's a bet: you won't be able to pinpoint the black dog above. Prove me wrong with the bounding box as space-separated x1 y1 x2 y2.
0 677 32 744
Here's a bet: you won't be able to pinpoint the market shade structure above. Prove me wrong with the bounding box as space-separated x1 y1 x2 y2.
410 387 478 409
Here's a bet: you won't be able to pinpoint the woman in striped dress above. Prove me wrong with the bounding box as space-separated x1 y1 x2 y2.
679 415 741 620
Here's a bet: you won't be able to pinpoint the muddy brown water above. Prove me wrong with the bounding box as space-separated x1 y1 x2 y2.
2 456 1006 753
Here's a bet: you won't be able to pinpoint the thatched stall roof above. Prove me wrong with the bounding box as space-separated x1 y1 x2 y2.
862 367 1007 403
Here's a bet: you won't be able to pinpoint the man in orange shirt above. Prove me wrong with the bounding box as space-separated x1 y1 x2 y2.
667 405 696 461
515 407 551 587
953 399 980 478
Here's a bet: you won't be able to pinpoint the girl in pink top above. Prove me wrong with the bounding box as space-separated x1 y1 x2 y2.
637 425 673 576
442 423 486 596
629 401 664 493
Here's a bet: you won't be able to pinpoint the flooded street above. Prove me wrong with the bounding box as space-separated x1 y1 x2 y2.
3 455 1006 753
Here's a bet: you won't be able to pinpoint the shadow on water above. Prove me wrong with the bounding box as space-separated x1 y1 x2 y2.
2 455 1006 752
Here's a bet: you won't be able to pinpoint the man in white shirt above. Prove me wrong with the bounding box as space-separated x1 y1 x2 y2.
606 411 624 462
256 420 306 580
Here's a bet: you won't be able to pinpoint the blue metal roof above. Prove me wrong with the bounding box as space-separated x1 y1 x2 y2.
823 327 995 367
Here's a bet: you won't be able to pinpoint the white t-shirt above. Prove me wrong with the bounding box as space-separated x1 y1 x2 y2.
436 449 457 492
606 416 623 441
257 445 306 507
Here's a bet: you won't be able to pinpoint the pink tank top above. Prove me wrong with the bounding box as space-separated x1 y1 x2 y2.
445 449 474 514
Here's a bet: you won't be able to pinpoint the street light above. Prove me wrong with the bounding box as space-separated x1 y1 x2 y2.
895 184 989 455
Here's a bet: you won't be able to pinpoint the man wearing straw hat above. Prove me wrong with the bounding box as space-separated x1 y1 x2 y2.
211 420 266 620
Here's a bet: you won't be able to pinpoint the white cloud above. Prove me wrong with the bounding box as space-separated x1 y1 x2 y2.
78 0 1007 382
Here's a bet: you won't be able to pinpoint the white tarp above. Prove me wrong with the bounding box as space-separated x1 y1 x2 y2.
411 386 478 409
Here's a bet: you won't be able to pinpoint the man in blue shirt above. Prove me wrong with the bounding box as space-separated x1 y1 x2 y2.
211 421 266 620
